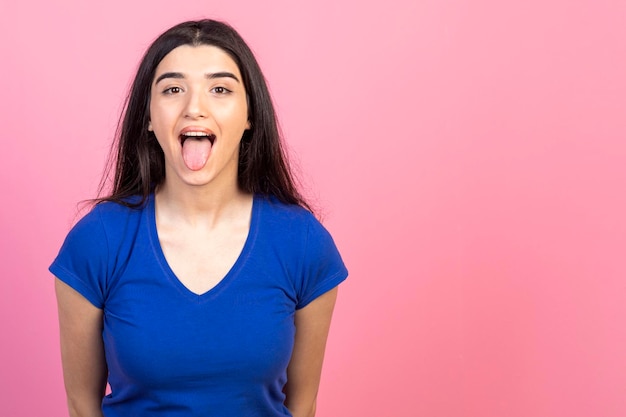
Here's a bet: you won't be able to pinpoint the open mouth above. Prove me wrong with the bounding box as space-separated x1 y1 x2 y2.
180 131 216 145
179 130 216 171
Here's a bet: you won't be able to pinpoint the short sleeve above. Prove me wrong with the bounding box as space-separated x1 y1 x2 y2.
296 216 348 309
49 209 109 309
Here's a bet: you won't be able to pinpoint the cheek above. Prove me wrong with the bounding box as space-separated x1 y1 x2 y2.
149 101 163 122
217 102 250 129
149 106 176 135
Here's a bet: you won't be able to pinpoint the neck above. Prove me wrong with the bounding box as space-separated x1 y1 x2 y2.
155 180 252 229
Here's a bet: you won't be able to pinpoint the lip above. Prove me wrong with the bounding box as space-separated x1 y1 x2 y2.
178 126 216 145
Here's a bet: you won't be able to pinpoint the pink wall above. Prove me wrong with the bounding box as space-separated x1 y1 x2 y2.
1 0 625 415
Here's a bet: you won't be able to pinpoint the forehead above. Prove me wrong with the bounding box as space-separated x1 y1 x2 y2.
154 44 241 80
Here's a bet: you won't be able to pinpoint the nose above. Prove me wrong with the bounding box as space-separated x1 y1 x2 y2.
184 89 209 119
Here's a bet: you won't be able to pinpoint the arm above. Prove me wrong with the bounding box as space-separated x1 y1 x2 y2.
284 287 339 417
55 278 107 417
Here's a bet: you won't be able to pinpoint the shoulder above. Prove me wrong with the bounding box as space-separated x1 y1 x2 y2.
256 195 329 247
70 196 147 246
50 198 147 308
255 194 339 253
88 195 147 225
255 196 348 309
256 194 317 231
90 195 146 218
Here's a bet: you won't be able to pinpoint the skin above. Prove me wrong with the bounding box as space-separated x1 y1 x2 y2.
55 44 338 417
56 279 106 417
148 44 251 196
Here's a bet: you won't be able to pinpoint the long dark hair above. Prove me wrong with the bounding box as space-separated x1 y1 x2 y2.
96 19 311 212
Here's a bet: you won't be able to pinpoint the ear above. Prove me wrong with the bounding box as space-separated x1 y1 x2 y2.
148 121 153 132
245 120 251 130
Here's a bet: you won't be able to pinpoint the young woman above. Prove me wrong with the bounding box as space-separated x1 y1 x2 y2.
50 19 347 417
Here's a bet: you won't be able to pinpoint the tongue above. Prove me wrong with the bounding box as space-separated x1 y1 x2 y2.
182 138 212 171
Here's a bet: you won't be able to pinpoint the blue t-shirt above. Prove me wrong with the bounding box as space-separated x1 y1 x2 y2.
49 194 348 416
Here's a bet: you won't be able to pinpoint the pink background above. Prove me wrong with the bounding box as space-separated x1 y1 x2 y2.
1 0 625 416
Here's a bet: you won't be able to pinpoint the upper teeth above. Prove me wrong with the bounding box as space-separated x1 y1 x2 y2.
182 132 210 137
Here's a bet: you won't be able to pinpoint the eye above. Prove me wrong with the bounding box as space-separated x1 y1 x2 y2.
211 86 232 95
163 86 183 95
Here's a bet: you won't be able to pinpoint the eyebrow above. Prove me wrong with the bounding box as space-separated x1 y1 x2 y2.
155 71 241 85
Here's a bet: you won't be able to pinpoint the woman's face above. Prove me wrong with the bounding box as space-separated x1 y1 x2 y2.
149 44 250 190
